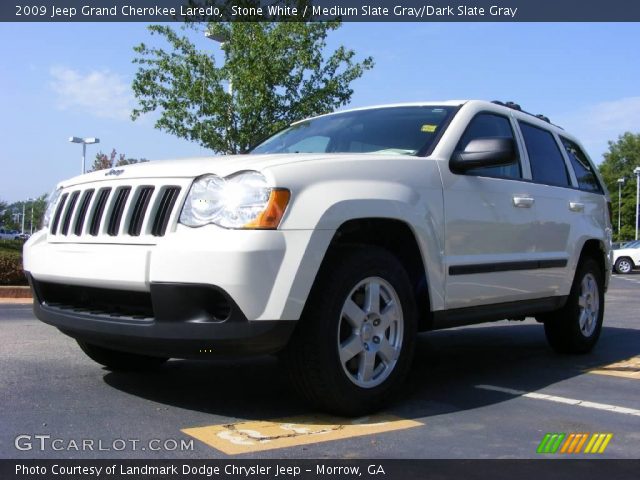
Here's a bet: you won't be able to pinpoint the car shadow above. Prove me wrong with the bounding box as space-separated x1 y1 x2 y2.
102 323 640 422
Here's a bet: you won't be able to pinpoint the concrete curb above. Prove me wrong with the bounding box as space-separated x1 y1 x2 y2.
0 297 32 304
0 286 32 299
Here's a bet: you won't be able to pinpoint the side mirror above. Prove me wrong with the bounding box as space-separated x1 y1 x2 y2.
450 137 516 173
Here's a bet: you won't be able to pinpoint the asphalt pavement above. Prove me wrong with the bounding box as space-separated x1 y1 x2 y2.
1 273 638 459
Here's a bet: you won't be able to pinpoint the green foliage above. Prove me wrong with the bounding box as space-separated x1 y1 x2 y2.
0 195 47 233
89 148 149 172
131 21 374 153
0 239 24 252
0 243 26 285
598 132 640 241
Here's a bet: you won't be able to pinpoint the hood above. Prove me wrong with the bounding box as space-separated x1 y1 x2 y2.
58 152 418 188
59 154 320 187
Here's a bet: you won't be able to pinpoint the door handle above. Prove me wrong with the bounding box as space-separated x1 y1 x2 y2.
569 202 585 212
513 196 535 208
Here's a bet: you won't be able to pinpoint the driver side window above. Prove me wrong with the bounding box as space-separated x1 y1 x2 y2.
457 113 521 179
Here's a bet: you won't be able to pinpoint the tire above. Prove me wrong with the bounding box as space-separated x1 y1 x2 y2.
614 257 633 274
543 258 604 354
77 340 168 371
281 246 417 416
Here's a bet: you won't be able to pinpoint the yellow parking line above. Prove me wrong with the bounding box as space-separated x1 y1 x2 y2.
588 356 640 380
182 414 423 455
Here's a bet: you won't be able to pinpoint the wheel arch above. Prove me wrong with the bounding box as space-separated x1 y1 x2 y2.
576 238 610 289
315 217 433 332
578 239 607 273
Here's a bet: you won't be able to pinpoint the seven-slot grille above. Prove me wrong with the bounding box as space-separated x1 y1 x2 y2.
49 182 183 242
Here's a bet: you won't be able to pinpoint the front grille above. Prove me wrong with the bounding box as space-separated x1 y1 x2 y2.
74 189 94 236
36 281 154 320
152 187 181 237
60 191 80 235
128 186 154 236
107 187 131 236
50 193 68 235
48 180 184 243
32 280 236 324
90 188 111 236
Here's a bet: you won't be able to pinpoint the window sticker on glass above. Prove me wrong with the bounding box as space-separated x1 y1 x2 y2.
421 124 437 133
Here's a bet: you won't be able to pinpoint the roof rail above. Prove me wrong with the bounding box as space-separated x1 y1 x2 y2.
491 100 555 126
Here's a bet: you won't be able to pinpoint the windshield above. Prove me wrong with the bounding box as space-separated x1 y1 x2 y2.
251 106 456 156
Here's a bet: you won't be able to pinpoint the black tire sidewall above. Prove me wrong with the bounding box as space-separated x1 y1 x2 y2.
298 247 417 413
545 258 604 353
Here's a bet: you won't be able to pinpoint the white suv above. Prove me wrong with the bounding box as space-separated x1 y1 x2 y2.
24 100 612 415
613 240 640 274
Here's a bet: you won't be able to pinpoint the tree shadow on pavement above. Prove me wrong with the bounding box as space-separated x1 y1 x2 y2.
103 323 640 422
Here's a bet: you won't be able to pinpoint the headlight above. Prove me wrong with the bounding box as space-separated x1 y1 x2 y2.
179 171 290 229
42 188 62 228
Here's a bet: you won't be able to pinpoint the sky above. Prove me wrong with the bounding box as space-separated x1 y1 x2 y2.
1 21 640 203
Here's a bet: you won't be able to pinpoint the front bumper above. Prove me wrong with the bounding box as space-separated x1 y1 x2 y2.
24 226 322 321
28 275 295 358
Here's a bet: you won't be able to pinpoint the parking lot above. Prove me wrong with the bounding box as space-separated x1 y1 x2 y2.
1 273 638 459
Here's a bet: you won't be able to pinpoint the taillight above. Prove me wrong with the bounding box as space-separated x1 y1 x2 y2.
606 200 613 226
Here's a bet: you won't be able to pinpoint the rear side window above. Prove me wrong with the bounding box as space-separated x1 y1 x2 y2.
519 122 570 187
560 137 602 193
456 113 521 179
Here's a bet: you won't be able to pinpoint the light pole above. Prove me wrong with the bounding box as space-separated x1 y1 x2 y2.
29 198 34 235
205 30 232 95
205 29 233 152
634 166 640 241
13 212 21 232
69 136 100 174
21 202 25 234
617 178 625 238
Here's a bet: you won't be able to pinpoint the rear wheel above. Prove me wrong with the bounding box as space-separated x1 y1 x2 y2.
614 257 633 274
543 258 604 354
282 247 417 416
77 340 168 371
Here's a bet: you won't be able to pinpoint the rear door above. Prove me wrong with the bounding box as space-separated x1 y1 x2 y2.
518 119 585 296
442 111 541 309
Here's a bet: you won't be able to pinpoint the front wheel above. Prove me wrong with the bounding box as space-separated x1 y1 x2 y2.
614 257 633 274
77 340 168 371
282 247 417 416
544 258 604 354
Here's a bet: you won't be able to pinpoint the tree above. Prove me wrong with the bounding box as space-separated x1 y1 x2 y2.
89 149 148 172
131 21 374 154
0 195 47 233
598 132 640 241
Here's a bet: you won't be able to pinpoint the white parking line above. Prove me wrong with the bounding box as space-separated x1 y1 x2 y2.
475 384 640 417
612 274 640 285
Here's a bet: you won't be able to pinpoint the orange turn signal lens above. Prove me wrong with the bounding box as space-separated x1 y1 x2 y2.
244 188 291 229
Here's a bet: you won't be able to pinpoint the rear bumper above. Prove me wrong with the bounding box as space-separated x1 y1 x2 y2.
28 275 295 358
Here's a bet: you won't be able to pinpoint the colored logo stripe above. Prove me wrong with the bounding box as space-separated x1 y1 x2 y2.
560 433 589 453
538 433 613 454
584 433 613 454
537 433 565 453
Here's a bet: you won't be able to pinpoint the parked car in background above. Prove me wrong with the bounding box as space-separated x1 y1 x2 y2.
0 228 20 240
613 240 640 274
